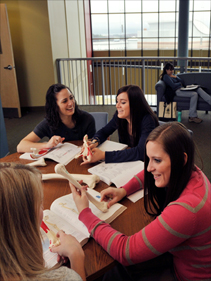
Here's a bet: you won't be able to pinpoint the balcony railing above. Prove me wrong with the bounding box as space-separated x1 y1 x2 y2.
56 57 211 107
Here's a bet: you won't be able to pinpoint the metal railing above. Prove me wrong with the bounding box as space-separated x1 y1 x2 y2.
56 57 211 107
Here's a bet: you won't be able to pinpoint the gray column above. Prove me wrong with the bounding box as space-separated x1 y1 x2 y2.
178 0 189 73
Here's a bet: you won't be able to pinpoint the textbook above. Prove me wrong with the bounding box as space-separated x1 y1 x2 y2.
41 188 127 268
19 142 81 165
88 160 144 187
180 84 200 91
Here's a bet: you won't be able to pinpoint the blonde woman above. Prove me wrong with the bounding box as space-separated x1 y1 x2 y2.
0 163 85 281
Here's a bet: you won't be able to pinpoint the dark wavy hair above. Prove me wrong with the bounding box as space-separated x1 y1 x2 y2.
45 83 81 132
116 85 159 146
144 122 196 217
160 62 174 80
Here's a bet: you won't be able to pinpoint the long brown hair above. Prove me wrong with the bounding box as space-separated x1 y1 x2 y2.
0 163 46 280
117 85 159 146
144 122 196 217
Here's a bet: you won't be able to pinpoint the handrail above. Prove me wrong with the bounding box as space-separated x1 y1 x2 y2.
56 57 211 106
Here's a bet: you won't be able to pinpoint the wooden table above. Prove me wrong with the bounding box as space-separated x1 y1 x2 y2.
0 141 153 280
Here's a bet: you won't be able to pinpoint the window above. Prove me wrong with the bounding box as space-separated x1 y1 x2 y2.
90 0 211 55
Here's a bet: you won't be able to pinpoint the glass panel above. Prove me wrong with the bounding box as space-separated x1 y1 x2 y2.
143 13 158 37
193 11 210 37
126 38 141 50
126 14 142 38
92 15 108 38
108 0 124 12
110 39 125 50
109 14 125 38
160 0 177 12
189 12 193 35
189 0 193 11
193 1 210 11
143 38 158 50
125 0 141 12
159 38 176 50
90 0 107 13
159 13 177 37
192 37 209 50
143 0 158 12
93 39 109 51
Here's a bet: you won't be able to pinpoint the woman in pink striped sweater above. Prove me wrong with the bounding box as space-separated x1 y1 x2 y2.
70 122 211 281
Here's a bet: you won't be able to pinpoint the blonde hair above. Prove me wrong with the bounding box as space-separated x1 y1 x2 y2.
0 163 47 280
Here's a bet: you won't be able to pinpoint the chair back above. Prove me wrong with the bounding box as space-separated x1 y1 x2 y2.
89 112 108 132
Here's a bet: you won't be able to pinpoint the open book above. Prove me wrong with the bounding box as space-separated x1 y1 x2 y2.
88 160 144 187
19 142 81 165
42 188 127 268
180 84 200 91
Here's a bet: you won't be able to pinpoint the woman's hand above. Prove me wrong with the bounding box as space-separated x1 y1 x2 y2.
51 230 86 281
69 183 89 213
81 148 105 165
46 136 65 149
87 140 99 150
51 230 84 261
101 187 127 208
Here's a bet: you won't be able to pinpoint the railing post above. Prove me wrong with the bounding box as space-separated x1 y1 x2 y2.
101 60 105 105
56 59 62 83
142 59 145 93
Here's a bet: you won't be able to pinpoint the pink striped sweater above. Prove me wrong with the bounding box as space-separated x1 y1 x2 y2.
79 168 211 281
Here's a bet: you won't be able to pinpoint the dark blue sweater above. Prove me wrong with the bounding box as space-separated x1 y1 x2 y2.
93 112 157 163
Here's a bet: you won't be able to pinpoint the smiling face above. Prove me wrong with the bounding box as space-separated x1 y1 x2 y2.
116 92 130 122
56 88 75 118
146 141 171 188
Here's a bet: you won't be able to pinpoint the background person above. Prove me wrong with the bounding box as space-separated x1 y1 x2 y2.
82 84 159 164
70 122 211 281
17 83 96 153
160 62 211 124
0 162 85 281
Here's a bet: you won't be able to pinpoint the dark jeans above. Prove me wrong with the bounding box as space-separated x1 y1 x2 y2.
97 253 178 281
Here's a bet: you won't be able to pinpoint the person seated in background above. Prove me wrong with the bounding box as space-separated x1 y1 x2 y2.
17 83 96 153
81 85 159 164
160 62 211 124
0 162 85 281
70 122 211 281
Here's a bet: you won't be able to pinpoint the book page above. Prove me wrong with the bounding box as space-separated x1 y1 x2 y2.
88 161 144 187
46 143 81 165
43 209 89 244
41 228 58 268
50 195 90 237
41 209 89 268
98 140 128 152
19 142 81 165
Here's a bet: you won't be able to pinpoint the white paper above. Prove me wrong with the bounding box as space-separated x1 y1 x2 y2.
98 140 128 152
128 189 144 203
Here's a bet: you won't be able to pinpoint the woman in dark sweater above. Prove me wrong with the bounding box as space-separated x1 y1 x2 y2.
160 63 211 124
82 85 159 164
